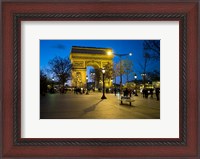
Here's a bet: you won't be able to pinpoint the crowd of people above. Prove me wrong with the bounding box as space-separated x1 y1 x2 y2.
142 88 160 101
42 85 160 101
73 87 85 94
121 87 160 101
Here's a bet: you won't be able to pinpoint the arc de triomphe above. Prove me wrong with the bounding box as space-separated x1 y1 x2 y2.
69 46 114 88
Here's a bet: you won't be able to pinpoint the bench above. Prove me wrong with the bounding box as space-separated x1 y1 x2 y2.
120 96 134 106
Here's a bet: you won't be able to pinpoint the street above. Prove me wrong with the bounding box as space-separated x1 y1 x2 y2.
40 92 160 119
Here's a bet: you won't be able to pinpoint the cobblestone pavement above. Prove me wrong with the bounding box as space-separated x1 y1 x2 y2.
40 92 160 119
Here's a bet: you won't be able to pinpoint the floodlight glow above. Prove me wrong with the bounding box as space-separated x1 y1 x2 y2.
107 50 113 56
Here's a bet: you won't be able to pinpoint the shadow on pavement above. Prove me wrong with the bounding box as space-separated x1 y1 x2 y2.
119 103 136 109
80 100 103 117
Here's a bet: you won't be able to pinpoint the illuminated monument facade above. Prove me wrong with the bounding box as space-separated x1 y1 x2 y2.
70 46 114 88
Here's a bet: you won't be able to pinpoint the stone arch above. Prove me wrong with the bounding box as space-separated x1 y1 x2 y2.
85 60 101 69
70 46 114 88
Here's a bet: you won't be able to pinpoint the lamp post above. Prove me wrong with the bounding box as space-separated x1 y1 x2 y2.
134 73 138 96
107 51 132 95
101 68 107 99
86 75 89 95
141 73 147 88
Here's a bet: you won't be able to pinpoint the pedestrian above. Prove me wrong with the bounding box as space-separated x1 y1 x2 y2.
142 89 145 98
78 88 82 94
145 89 148 98
123 88 129 97
156 88 160 101
114 87 117 96
150 89 153 98
129 89 132 97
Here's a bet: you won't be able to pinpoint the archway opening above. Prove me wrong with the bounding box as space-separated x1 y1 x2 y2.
86 63 101 91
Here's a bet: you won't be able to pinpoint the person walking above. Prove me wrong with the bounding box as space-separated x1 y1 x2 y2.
123 88 129 97
129 89 132 97
150 89 153 98
142 89 145 98
114 87 117 96
156 88 160 101
145 89 148 98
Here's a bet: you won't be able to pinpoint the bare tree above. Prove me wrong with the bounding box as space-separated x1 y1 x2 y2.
146 70 160 81
139 56 160 86
122 59 134 82
139 52 151 75
104 62 114 82
115 61 124 84
40 69 47 95
114 59 134 83
48 56 72 87
112 62 119 84
143 40 160 60
138 41 160 76
115 62 123 76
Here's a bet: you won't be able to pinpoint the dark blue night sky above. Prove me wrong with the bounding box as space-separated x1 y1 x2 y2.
40 40 160 83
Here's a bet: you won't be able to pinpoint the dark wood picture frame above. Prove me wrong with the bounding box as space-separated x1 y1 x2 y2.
1 1 199 158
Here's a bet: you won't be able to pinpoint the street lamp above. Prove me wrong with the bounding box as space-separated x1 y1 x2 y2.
134 74 137 79
141 73 147 93
101 68 107 99
141 73 147 88
134 73 138 96
107 51 132 95
86 75 89 95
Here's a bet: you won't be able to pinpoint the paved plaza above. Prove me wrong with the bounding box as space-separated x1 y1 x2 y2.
40 91 160 119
